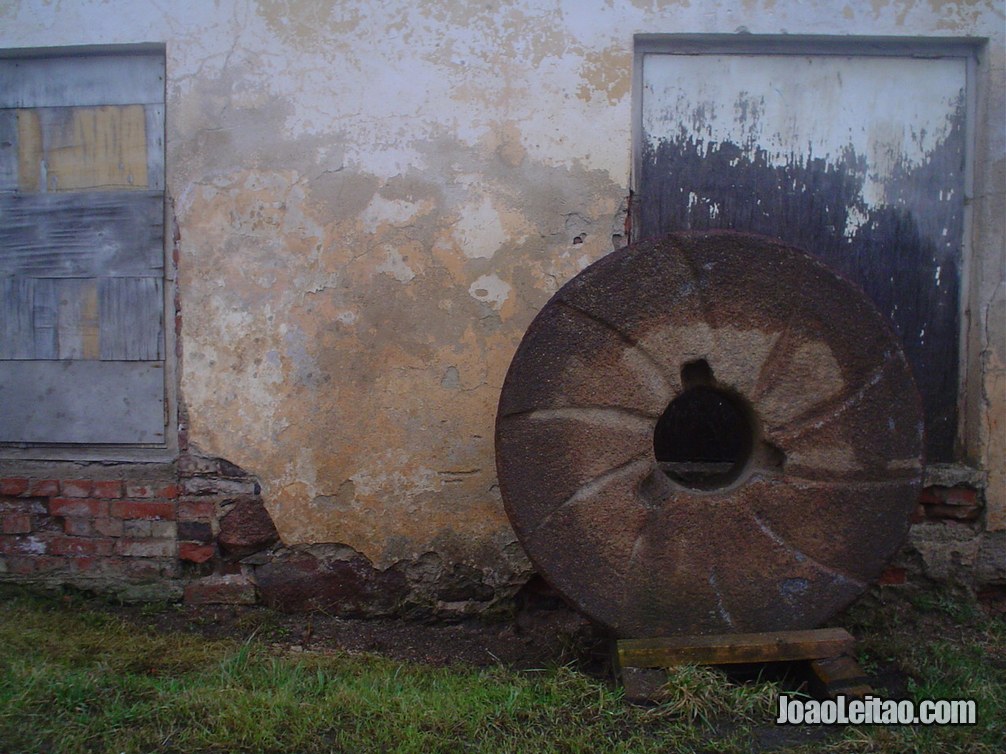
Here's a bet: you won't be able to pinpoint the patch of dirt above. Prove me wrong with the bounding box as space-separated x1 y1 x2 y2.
78 581 1002 705
102 584 611 672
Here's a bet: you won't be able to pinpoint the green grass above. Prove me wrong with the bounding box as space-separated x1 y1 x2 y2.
0 586 1002 753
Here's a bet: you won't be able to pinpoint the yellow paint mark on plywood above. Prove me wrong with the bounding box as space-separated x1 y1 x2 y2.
55 278 100 360
80 281 100 360
16 109 41 192
17 105 148 192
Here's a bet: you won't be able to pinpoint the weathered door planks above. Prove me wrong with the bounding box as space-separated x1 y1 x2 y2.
0 54 164 109
638 49 970 460
53 278 101 360
1 275 161 361
0 276 33 359
0 50 166 447
99 277 163 361
0 110 17 190
15 105 150 192
0 191 163 276
0 360 165 444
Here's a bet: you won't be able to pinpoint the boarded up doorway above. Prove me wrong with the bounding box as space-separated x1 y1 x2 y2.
634 36 977 461
0 46 167 452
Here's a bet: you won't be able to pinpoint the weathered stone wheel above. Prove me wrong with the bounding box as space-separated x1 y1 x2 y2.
495 231 923 638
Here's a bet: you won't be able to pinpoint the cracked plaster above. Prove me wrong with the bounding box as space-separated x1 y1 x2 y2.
1 0 1003 570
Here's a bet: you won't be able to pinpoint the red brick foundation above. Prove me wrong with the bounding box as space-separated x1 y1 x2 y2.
2 460 1001 617
914 485 982 522
1 475 182 599
0 453 273 602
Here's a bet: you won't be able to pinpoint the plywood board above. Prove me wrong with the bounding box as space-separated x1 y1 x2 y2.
2 278 104 360
14 109 41 192
29 277 57 359
0 276 33 359
52 278 100 359
617 628 856 668
16 105 150 192
100 277 163 360
0 54 164 109
0 191 163 276
144 104 165 190
0 360 165 444
1 275 162 361
0 110 17 191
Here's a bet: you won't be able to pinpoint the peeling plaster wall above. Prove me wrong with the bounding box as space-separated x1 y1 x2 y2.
2 2 1003 588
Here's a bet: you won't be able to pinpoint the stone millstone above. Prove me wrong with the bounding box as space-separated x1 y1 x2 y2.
495 231 924 638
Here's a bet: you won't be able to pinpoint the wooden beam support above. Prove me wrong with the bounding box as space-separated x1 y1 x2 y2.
617 628 856 669
615 628 874 703
808 654 872 700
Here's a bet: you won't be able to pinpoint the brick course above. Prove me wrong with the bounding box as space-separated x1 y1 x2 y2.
0 478 29 496
125 482 181 500
62 517 95 537
178 520 214 542
6 465 995 617
116 538 176 558
92 480 124 499
93 518 124 537
917 485 983 523
2 512 32 535
60 480 95 498
179 542 216 563
0 459 276 605
27 480 60 497
178 499 216 521
49 536 114 557
0 472 194 600
110 500 176 520
49 498 108 518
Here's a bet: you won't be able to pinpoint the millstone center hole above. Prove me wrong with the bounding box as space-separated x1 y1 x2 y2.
653 371 754 491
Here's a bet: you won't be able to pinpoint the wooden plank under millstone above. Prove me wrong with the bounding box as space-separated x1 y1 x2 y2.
617 628 856 669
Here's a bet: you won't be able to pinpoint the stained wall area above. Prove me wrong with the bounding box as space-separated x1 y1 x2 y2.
1 1 1004 613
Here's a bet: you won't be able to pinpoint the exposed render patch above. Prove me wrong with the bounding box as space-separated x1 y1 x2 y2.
256 0 364 50
176 115 646 567
453 194 508 260
377 247 417 283
360 194 430 234
312 479 356 512
577 45 632 105
469 273 512 310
